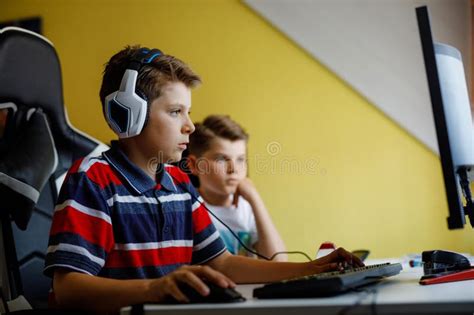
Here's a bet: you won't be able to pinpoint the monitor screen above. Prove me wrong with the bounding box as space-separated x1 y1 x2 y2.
416 6 473 229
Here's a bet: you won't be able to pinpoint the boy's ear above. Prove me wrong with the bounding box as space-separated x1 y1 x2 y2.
186 154 199 175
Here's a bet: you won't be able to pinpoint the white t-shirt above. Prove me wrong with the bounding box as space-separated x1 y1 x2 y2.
205 196 258 257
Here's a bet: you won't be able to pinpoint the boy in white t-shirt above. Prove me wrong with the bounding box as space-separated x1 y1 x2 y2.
187 115 287 261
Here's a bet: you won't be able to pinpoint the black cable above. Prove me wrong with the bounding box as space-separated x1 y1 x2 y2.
203 200 312 261
458 167 474 227
337 284 380 315
167 171 312 261
200 199 273 260
370 286 379 315
337 288 370 315
337 289 368 315
458 167 473 211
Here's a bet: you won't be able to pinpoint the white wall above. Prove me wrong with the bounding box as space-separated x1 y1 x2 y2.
244 0 471 153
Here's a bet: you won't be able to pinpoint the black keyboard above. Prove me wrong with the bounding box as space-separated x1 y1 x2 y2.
253 263 403 299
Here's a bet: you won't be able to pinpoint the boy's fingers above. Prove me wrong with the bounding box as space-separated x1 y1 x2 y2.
168 282 189 303
317 247 364 267
316 262 340 273
335 248 364 267
232 192 239 207
180 271 210 296
195 265 236 288
352 254 364 267
338 248 364 267
314 248 340 264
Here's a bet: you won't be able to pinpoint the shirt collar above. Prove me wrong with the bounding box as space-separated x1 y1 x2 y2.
159 165 178 192
103 141 177 194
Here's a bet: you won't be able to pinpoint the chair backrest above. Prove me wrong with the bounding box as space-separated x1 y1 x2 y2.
0 27 108 309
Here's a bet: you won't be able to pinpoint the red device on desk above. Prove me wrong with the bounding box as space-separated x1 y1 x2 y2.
419 250 473 285
420 268 474 285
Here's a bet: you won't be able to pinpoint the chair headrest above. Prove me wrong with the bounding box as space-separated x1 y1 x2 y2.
0 27 105 176
0 27 66 134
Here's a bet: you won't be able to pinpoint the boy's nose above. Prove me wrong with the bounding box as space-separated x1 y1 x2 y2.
183 116 195 134
227 161 236 174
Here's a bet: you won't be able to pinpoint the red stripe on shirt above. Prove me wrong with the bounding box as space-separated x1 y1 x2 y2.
166 165 190 184
85 162 123 189
50 206 114 252
104 247 193 268
192 205 212 234
68 158 83 174
63 158 84 183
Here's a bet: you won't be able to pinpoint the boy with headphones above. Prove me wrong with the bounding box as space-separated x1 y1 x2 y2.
43 46 363 312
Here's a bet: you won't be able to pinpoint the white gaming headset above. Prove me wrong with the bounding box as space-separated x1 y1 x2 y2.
104 48 162 138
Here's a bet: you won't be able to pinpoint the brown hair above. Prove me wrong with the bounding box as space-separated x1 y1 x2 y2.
189 115 249 157
99 45 201 111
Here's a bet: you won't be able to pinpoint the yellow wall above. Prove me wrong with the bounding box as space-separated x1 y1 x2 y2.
2 0 473 260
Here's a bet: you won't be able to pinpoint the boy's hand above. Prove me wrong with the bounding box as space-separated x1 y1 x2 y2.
308 247 365 274
232 177 260 207
146 265 235 303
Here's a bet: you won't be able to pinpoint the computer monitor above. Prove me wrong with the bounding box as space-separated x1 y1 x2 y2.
416 6 474 229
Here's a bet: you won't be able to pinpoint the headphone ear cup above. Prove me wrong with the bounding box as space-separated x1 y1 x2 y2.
105 92 131 136
105 70 149 138
136 89 150 131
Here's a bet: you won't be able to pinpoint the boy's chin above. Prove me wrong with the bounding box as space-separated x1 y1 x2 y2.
165 152 183 164
224 186 238 195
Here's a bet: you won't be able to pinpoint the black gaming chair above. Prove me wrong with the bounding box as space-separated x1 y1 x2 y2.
0 27 107 312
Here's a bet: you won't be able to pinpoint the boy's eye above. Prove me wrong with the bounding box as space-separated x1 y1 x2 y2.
170 109 181 116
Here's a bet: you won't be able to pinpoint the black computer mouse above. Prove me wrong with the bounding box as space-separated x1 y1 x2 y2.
166 281 246 304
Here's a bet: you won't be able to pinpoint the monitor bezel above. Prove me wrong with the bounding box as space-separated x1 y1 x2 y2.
416 5 466 229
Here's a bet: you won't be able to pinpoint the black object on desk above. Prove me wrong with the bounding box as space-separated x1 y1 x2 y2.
352 249 370 262
253 263 402 299
422 250 470 275
130 282 245 315
165 281 245 304
420 250 474 285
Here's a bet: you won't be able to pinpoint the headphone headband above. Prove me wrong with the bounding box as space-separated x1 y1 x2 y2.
129 48 163 71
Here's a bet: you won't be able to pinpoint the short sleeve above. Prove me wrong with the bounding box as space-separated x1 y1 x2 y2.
43 158 114 277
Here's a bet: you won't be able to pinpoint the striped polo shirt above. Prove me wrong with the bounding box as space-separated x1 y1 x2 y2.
44 141 226 280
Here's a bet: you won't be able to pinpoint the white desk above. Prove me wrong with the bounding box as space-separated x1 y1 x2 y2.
121 265 474 315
